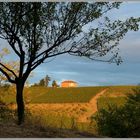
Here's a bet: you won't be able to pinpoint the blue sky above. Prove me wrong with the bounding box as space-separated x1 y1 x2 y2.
1 2 140 86
30 2 140 86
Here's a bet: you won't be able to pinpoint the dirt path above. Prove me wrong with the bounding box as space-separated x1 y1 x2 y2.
89 88 107 111
78 89 107 122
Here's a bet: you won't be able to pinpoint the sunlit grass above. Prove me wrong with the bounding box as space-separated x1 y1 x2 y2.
28 86 106 103
97 97 127 110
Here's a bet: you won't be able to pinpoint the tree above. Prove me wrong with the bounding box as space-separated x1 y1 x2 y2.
52 80 58 88
38 78 45 86
44 75 51 87
0 61 19 85
137 83 140 86
0 48 32 86
0 2 140 125
36 75 51 86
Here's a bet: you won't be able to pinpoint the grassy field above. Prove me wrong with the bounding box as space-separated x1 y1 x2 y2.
1 86 106 104
104 85 137 96
97 96 127 110
26 109 97 135
0 86 16 104
96 85 136 111
24 85 137 135
0 85 138 137
0 85 137 104
26 86 106 103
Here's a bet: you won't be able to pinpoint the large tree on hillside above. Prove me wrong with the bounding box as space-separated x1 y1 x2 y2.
0 2 140 125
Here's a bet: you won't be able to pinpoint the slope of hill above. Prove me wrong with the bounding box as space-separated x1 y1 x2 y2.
0 85 138 137
103 85 136 96
0 85 137 104
27 86 106 103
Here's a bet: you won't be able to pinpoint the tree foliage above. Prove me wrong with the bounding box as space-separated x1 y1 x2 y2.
38 78 45 86
0 47 19 85
44 75 51 87
34 75 51 87
94 87 140 138
52 80 58 88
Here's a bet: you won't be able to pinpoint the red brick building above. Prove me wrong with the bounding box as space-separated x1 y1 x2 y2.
61 80 78 87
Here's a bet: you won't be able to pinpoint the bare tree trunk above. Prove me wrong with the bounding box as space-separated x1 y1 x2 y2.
16 80 25 125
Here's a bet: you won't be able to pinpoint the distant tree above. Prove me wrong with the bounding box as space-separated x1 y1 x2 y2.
44 75 51 87
38 78 45 86
52 80 58 88
33 83 38 86
31 83 38 87
0 2 140 125
37 75 50 86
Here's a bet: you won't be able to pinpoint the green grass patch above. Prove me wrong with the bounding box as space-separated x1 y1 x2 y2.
28 86 106 103
0 86 16 104
104 85 137 96
0 85 137 104
1 86 106 104
97 97 127 110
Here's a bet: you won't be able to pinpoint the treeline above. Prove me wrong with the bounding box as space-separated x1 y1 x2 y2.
33 75 59 87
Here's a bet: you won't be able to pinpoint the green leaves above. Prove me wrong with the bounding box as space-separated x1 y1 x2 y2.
74 15 140 65
94 87 140 137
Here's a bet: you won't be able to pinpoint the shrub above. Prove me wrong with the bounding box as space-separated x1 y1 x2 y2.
93 87 140 138
0 99 14 122
2 84 10 90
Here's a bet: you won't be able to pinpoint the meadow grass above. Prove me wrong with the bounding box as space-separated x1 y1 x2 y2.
97 96 127 110
104 85 137 96
1 86 107 104
25 109 97 135
0 85 137 136
0 85 137 104
0 86 16 104
28 86 106 103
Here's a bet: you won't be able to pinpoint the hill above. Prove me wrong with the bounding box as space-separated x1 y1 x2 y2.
0 85 137 104
0 85 138 137
103 85 136 96
25 86 106 103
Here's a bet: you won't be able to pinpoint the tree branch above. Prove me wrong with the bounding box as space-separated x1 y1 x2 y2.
0 62 17 78
0 67 16 83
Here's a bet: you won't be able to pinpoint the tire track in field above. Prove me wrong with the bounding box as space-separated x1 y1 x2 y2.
77 89 107 122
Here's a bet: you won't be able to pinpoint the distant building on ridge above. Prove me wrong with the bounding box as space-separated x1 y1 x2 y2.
61 80 78 87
